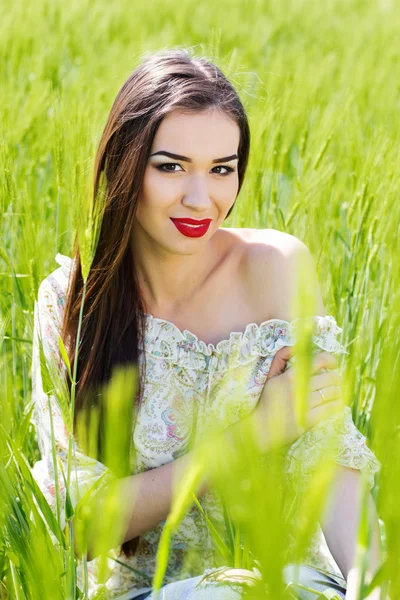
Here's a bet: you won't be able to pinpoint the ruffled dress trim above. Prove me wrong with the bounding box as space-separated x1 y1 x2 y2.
144 313 349 372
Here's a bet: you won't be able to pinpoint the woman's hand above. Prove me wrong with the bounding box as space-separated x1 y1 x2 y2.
254 346 344 451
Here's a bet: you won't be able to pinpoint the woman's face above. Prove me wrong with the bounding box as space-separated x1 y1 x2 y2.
134 107 240 255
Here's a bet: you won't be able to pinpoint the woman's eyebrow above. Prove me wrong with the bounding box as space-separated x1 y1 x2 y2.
150 150 238 163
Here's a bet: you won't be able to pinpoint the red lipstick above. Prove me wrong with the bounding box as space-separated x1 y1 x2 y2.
170 217 212 238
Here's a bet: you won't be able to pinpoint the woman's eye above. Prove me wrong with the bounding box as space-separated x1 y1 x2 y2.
156 163 235 176
157 163 183 173
212 166 235 176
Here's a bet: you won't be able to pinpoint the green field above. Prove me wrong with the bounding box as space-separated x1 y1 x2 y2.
1 0 399 598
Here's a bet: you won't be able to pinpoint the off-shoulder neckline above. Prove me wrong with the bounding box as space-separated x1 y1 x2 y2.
54 252 347 361
143 311 338 354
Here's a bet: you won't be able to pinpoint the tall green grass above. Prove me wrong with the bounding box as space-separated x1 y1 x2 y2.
1 0 399 597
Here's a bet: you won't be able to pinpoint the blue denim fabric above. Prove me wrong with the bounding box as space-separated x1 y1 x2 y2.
283 564 346 599
122 564 347 599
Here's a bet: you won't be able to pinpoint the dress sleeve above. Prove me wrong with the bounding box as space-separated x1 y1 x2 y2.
30 269 113 532
282 316 381 492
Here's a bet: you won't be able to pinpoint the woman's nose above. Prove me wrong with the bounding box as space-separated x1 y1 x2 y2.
182 175 212 210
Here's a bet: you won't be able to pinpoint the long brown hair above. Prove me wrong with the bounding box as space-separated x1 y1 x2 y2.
61 47 251 557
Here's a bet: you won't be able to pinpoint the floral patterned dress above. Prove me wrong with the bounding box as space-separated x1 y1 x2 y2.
30 253 381 599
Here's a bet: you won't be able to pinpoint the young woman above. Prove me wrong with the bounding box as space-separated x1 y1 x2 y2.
31 49 382 599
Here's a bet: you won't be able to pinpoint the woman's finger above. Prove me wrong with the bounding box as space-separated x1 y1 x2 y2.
266 346 294 380
309 385 343 410
310 369 341 392
311 352 339 375
307 398 345 428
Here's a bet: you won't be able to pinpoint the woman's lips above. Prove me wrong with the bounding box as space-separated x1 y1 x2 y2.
170 218 211 238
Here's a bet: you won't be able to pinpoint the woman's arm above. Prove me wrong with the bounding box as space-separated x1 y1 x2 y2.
78 407 265 561
245 234 384 597
321 465 383 599
78 445 208 561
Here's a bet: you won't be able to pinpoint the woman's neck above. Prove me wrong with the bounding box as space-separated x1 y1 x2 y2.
130 226 225 315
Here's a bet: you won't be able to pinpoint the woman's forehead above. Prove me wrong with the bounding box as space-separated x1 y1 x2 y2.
151 109 240 159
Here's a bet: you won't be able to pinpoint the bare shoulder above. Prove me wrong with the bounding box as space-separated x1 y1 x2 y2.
228 227 325 322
